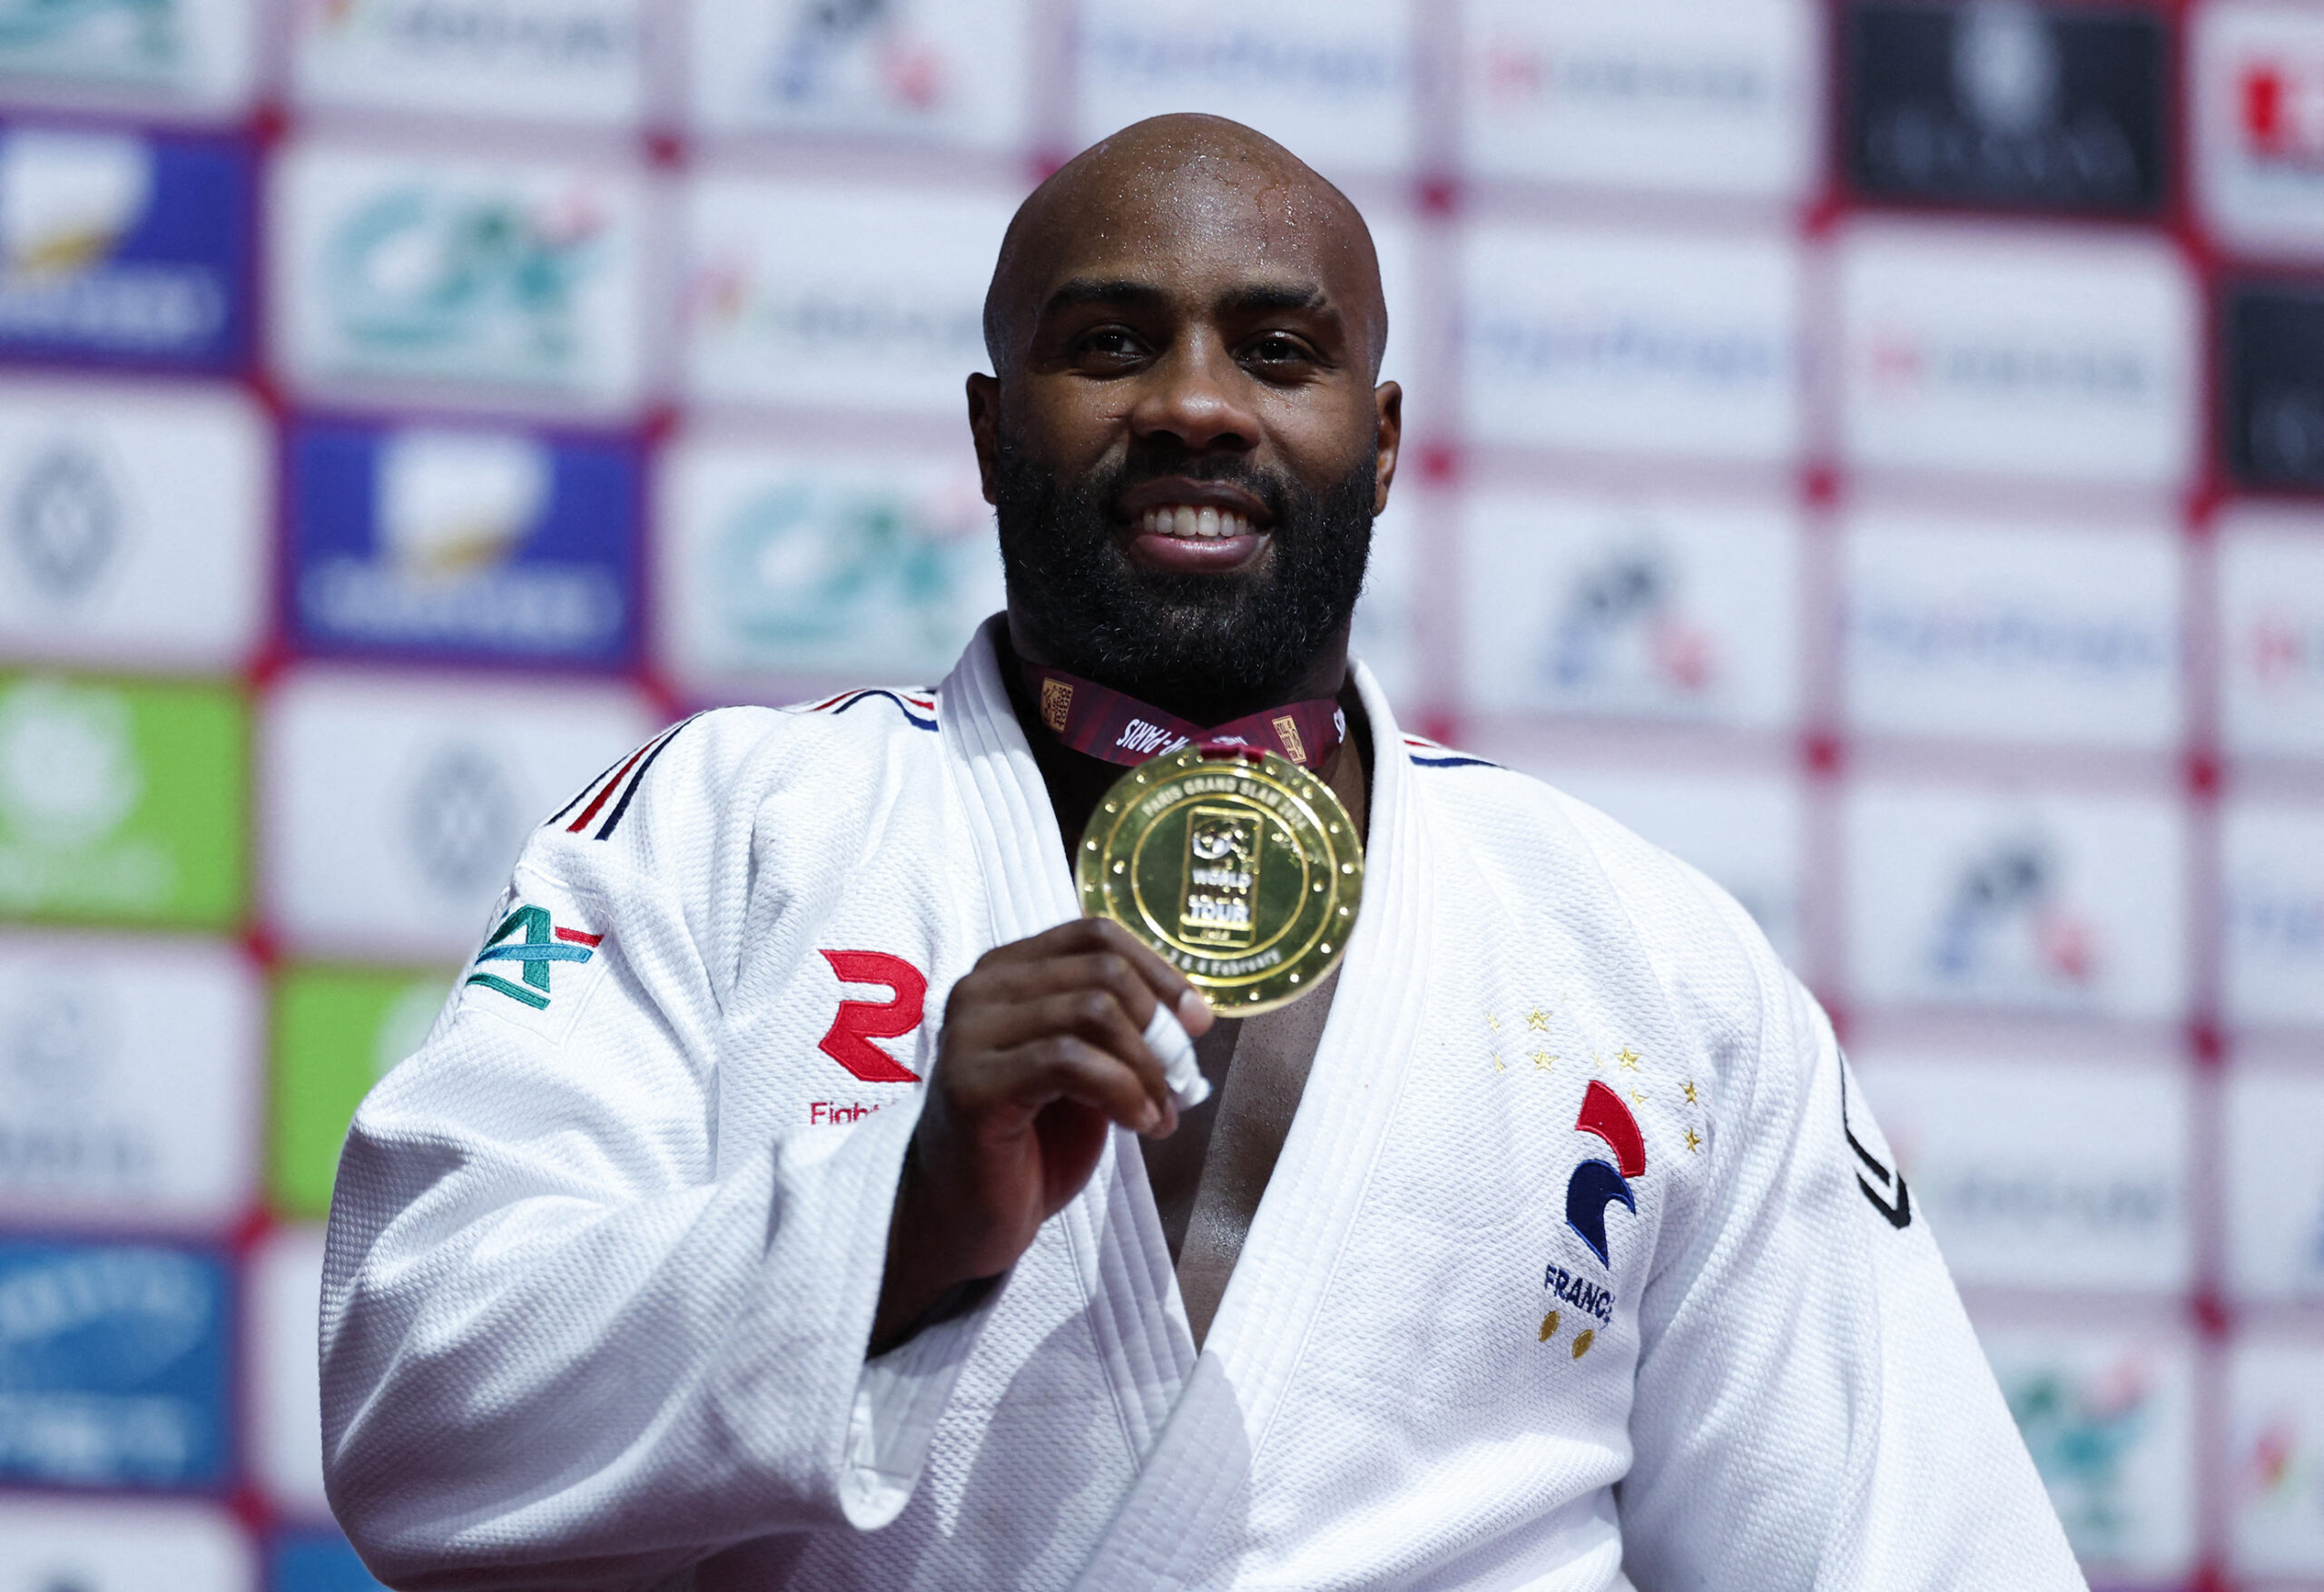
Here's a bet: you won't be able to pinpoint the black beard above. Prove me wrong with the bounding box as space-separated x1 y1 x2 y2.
991 435 1376 723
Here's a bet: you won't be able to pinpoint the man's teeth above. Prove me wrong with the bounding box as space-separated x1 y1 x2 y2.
1139 506 1254 540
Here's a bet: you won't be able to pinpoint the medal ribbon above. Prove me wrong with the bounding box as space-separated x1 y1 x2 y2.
1021 663 1345 770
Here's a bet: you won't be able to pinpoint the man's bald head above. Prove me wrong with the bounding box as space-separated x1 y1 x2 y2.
982 114 1388 380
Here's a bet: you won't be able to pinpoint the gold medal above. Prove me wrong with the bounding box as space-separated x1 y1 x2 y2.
1077 745 1363 1014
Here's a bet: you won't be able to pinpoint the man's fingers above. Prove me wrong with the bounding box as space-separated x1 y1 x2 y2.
1077 919 1215 1037
993 1036 1161 1133
952 989 1170 1114
972 921 1207 1033
975 951 1157 1024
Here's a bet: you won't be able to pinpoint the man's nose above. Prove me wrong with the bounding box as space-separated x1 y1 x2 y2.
1128 334 1258 453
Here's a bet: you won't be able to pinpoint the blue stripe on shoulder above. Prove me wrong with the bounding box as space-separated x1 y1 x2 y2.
831 689 940 731
1411 753 1501 770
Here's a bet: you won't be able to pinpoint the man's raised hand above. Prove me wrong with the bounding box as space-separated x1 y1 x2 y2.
870 918 1213 1352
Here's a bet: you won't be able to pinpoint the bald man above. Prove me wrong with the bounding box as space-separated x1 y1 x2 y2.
320 118 2085 1591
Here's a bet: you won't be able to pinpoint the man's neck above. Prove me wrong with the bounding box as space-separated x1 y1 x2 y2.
993 627 1373 855
1003 614 1352 731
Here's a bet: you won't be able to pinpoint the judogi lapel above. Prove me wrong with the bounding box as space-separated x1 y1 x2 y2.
939 621 1199 1469
1062 644 1437 1590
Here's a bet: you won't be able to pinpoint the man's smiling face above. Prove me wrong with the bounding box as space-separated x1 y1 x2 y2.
970 115 1403 722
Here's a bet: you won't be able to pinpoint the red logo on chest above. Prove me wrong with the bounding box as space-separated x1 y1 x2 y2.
817 950 927 1083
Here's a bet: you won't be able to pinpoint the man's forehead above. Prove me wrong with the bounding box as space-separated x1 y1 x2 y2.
986 132 1384 371
1029 160 1362 296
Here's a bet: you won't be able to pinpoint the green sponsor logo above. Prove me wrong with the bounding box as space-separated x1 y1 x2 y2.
466 902 597 1010
0 0 182 85
0 673 244 928
271 966 448 1219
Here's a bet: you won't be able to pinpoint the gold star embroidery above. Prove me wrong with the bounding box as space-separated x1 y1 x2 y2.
1630 1088 1647 1107
1617 1047 1641 1070
1487 1013 1501 1032
1492 1053 1504 1072
1591 1051 1603 1070
1685 1128 1702 1154
1526 1009 1550 1031
1682 1078 1699 1106
1531 1050 1556 1071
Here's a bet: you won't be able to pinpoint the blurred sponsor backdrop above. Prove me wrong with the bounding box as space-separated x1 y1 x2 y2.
0 0 2315 1587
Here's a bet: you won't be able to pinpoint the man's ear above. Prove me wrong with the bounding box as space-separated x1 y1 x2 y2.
1371 379 1403 516
967 372 1002 506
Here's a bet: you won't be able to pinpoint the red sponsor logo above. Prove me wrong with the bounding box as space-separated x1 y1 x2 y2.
2241 56 2324 169
817 949 928 1084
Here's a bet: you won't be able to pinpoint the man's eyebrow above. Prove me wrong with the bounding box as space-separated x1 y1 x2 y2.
1039 278 1167 316
1217 281 1332 317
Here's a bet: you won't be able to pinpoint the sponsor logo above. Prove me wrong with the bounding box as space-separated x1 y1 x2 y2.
0 979 149 1192
685 260 985 378
1928 830 2102 996
2238 50 2324 173
8 439 119 603
1469 307 1786 395
404 744 521 898
2249 609 2324 693
2004 1351 2162 1559
1459 0 1815 198
1847 0 2164 213
293 423 635 663
0 674 240 927
0 1240 229 1486
1462 227 1803 459
0 0 184 85
2229 283 2324 489
1858 323 2158 408
1079 15 1403 102
0 678 137 850
313 0 635 74
0 129 245 368
810 1099 885 1125
1837 228 2194 485
1934 1165 2170 1243
817 949 925 1084
681 464 1000 682
464 902 600 1011
0 945 250 1221
1538 538 1718 705
1479 38 1779 121
1847 596 2173 683
2240 1411 2307 1522
2229 877 2324 969
763 0 950 115
2194 6 2324 258
321 179 606 384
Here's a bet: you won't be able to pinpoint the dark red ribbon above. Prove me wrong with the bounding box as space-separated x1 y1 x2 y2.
1021 663 1344 770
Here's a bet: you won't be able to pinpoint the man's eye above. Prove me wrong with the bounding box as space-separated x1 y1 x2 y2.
1079 329 1144 359
1246 334 1312 366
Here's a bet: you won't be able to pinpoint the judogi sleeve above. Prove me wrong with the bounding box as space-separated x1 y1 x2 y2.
1611 878 2086 1590
319 712 980 1590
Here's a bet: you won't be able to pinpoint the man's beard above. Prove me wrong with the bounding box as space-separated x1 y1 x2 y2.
991 435 1376 722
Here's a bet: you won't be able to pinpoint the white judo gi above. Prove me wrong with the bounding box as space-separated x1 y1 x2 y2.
320 619 2085 1591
